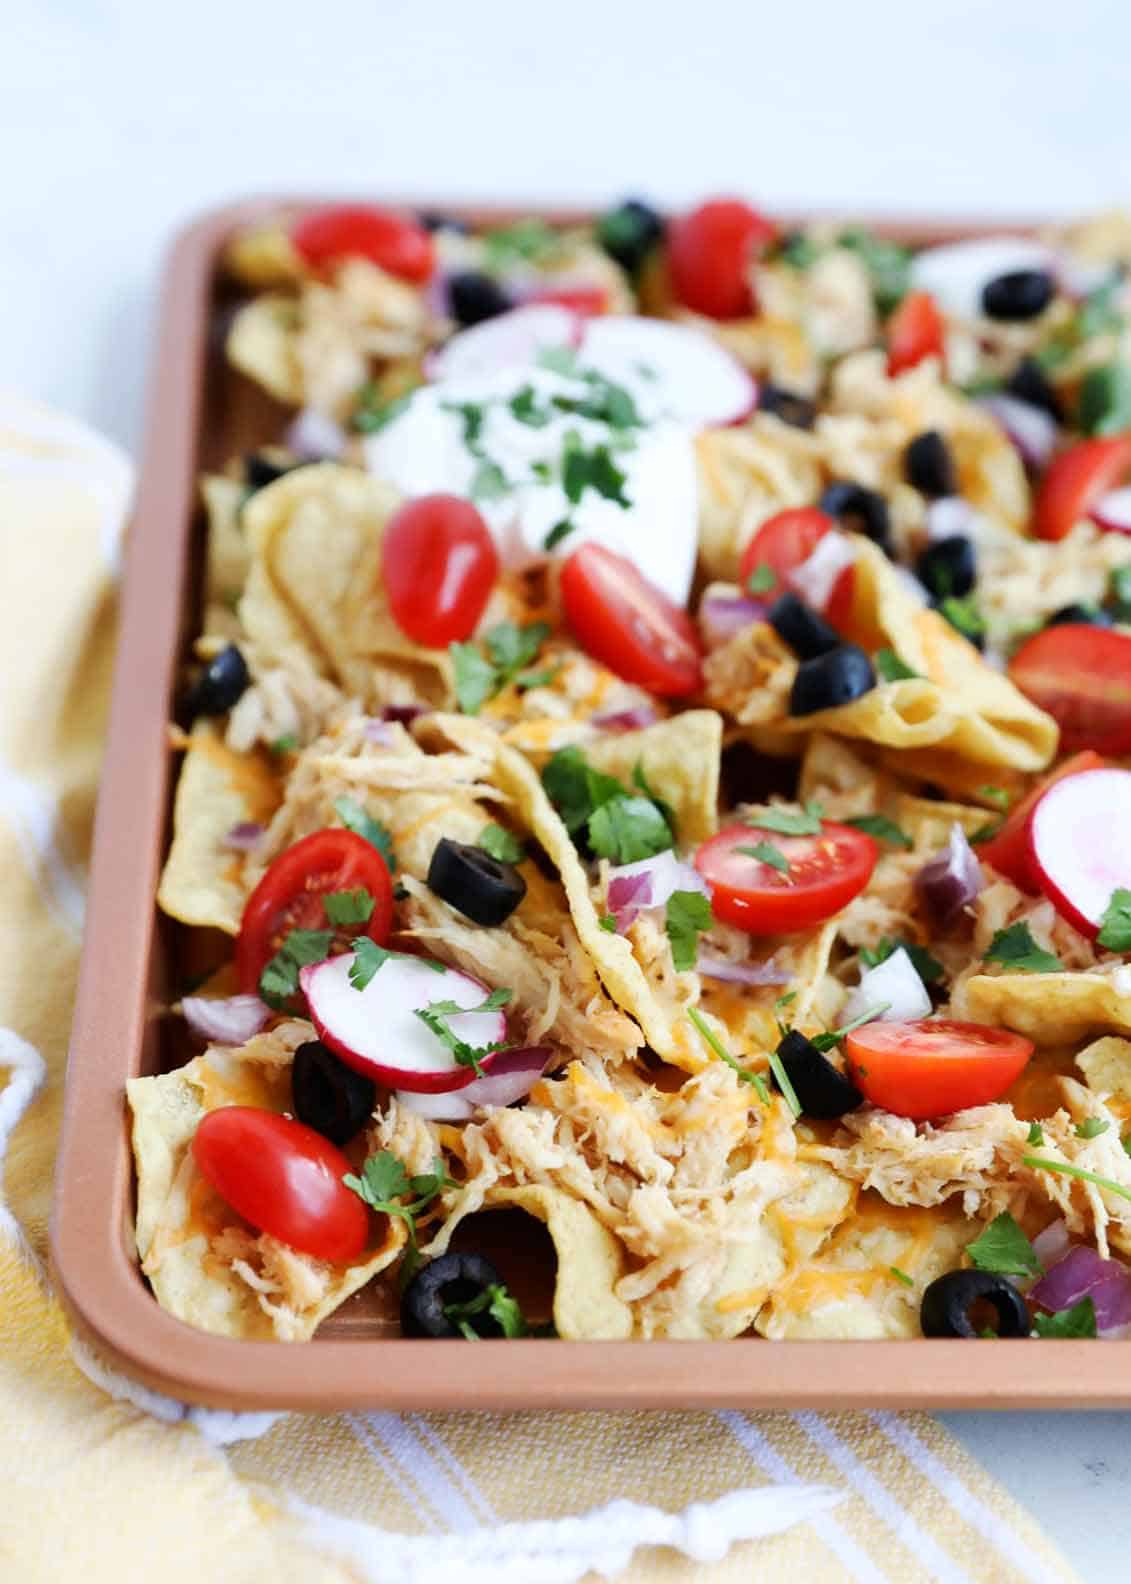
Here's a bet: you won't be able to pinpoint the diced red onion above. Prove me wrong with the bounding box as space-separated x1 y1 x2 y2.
925 496 982 545
842 947 931 1026
1031 1244 1131 1333
181 993 271 1045
606 869 654 930
1032 1218 1071 1268
607 851 708 930
699 593 769 650
462 1044 551 1108
382 703 428 726
591 705 659 732
787 530 855 612
284 407 347 462
977 394 1058 471
364 718 398 746
915 822 984 930
223 821 265 852
1089 486 1131 536
695 953 791 986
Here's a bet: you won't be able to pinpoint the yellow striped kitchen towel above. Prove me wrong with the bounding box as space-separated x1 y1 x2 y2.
0 392 1080 1584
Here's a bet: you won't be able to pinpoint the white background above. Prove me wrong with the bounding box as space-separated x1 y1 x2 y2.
4 1 1131 1574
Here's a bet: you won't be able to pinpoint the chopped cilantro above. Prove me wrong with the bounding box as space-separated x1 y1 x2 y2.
322 888 375 927
258 928 335 1010
485 620 552 675
1097 888 1131 952
859 937 945 985
686 1007 767 1100
348 938 391 991
984 922 1062 974
271 734 298 755
542 518 575 551
977 785 1011 811
665 890 714 972
560 430 630 508
966 1212 1043 1280
775 990 797 1008
479 824 526 865
836 227 913 315
442 399 487 451
508 385 553 428
809 1003 890 1053
746 563 777 595
739 840 791 876
537 344 579 377
874 648 920 682
767 1049 802 1118
775 230 822 271
1023 1156 1131 1205
889 1266 915 1289
589 795 672 864
969 821 1003 845
1032 1297 1098 1339
631 762 677 836
513 665 559 691
552 373 643 430
598 911 618 933
1078 363 1131 437
352 386 416 434
938 594 986 644
746 801 824 837
452 621 551 713
443 1281 527 1339
844 814 912 849
1107 565 1131 622
415 988 513 1077
1076 1118 1111 1140
343 1150 454 1277
482 218 557 269
1078 279 1124 339
335 795 397 872
1027 1121 1045 1146
470 458 510 502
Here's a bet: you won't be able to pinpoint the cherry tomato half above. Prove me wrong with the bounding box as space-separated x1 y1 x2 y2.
527 284 608 316
886 291 946 377
236 829 394 996
844 1019 1033 1120
193 1108 370 1262
694 820 877 934
978 750 1105 892
738 507 854 629
291 205 435 283
667 198 777 320
1033 435 1131 542
382 493 499 646
1008 625 1131 755
559 542 702 697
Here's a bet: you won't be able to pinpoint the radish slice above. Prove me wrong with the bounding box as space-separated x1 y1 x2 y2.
301 953 507 1093
1029 768 1131 937
577 316 757 428
397 1045 549 1118
1089 486 1131 536
427 304 581 382
909 237 1055 320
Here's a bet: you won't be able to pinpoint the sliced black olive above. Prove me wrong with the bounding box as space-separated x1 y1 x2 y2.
1047 603 1113 628
758 383 817 431
244 452 297 492
182 643 250 720
428 837 526 925
915 534 976 600
418 211 469 234
818 481 892 554
768 592 841 659
920 1269 1030 1338
789 643 876 717
773 1030 862 1120
448 270 515 327
596 198 665 276
291 1040 376 1146
401 1251 506 1338
1005 356 1063 422
904 430 957 499
981 269 1056 323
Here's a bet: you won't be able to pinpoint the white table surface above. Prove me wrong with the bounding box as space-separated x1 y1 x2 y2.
5 2 1130 1576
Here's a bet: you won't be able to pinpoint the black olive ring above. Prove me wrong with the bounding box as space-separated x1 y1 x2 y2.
920 1269 1030 1338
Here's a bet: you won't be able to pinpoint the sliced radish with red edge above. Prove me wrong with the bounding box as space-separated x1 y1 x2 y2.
427 304 581 383
1028 767 1131 937
1089 487 1131 535
577 315 757 428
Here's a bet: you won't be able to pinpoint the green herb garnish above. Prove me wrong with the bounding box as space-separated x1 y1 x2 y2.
938 594 986 644
859 937 944 985
415 988 513 1077
542 518 575 551
966 1212 1043 1280
470 458 510 503
1108 565 1131 623
335 796 397 872
1023 1156 1131 1204
451 620 552 714
482 218 557 270
560 431 630 508
686 1007 767 1100
443 1281 527 1340
271 734 298 755
808 1003 890 1054
598 912 618 933
738 840 791 876
889 1266 915 1289
746 801 824 837
509 385 554 428
767 1049 802 1118
541 746 674 864
1076 1118 1111 1140
347 939 446 992
1078 364 1131 437
479 824 526 865
844 814 913 849
1027 1121 1045 1146
352 386 416 434
322 888 375 927
343 1151 454 1279
837 227 913 315
984 922 1063 974
258 928 335 1010
874 648 920 683
977 785 1011 811
1032 1297 1098 1339
1097 888 1131 952
665 890 714 972
746 563 777 595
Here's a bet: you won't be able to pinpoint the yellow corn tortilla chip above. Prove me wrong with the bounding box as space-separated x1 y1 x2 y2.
965 971 1131 1044
127 1026 404 1341
1077 1036 1131 1103
758 1200 976 1339
201 473 250 608
157 722 281 933
226 294 305 404
241 464 453 708
486 1185 633 1340
224 223 306 288
583 711 721 847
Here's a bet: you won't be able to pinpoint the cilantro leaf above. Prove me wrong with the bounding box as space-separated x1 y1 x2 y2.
543 518 575 551
859 937 944 985
809 1003 890 1053
352 386 416 434
442 1281 527 1339
343 1150 454 1274
767 1049 802 1118
1097 888 1131 952
508 385 553 428
258 928 335 1010
665 890 714 972
452 622 552 714
966 1212 1043 1280
1032 1297 1098 1339
836 228 913 315
1027 1121 1045 1145
442 399 486 451
414 989 513 1077
588 795 672 864
631 760 677 836
1078 363 1131 438
1108 565 1131 622
1076 1118 1111 1140
349 938 392 991
977 785 1011 811
739 840 790 875
479 824 526 865
686 1007 767 1100
450 641 504 715
271 733 298 755
984 922 1063 974
335 795 397 872
969 821 1004 845
537 344 579 377
323 888 375 927
874 648 920 682
470 458 509 502
746 563 777 595
938 594 986 644
560 432 630 508
482 218 557 269
746 802 824 837
598 911 618 933
486 620 551 675
844 814 913 849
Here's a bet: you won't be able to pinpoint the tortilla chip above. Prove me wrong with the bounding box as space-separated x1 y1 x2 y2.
226 294 305 404
757 1199 976 1339
1077 1036 1131 1103
127 1026 404 1341
695 419 823 582
223 223 306 288
486 1185 633 1340
201 474 250 609
965 971 1131 1044
157 722 281 933
241 464 453 708
584 711 721 846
